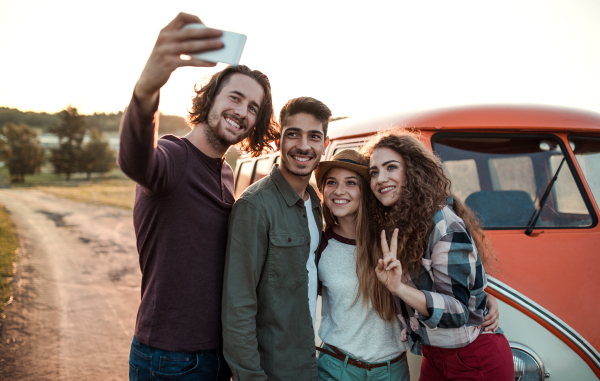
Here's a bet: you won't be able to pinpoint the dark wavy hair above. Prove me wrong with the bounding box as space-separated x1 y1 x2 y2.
360 129 495 321
188 65 279 157
279 97 331 134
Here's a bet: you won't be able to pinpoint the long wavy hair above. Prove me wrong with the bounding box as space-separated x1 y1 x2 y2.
359 129 494 321
188 65 279 157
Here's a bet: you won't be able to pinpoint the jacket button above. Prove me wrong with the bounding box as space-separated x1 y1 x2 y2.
288 237 291 242
303 214 306 218
311 353 316 357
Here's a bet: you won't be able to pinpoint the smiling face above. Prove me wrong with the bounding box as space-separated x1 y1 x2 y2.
278 112 328 178
205 73 264 148
369 147 407 206
323 167 362 220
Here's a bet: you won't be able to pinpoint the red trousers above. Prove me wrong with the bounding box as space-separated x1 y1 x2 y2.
419 333 513 381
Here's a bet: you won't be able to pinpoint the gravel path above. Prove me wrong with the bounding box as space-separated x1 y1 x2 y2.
0 189 140 380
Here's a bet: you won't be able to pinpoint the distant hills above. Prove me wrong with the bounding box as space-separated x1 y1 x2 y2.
0 107 191 136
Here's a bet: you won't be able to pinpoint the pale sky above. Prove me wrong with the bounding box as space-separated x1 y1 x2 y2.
1 0 599 120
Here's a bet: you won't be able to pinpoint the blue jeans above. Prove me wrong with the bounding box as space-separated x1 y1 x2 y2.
129 336 231 381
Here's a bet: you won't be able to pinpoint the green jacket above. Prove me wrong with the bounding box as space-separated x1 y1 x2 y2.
222 165 322 381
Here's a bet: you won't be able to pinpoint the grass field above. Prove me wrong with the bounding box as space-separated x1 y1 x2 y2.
0 166 137 210
0 204 19 314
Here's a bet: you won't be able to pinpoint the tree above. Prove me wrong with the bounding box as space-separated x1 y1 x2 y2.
0 122 46 183
49 106 86 180
79 128 116 180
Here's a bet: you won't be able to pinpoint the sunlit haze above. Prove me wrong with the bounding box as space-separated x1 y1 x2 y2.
1 0 600 120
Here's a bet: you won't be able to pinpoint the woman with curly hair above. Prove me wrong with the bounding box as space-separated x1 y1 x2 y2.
361 129 513 380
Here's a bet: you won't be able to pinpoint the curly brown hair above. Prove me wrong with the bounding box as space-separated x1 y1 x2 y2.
359 129 494 321
188 65 279 157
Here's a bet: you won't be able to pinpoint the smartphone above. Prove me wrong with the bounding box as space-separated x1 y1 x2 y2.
182 23 247 66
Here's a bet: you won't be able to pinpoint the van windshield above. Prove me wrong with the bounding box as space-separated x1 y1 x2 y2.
432 134 593 229
570 136 600 210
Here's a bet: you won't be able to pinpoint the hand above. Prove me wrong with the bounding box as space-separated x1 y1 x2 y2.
400 328 408 342
135 12 224 113
483 294 499 332
375 229 403 295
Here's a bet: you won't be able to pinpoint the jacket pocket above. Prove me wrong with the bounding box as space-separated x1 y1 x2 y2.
268 233 306 288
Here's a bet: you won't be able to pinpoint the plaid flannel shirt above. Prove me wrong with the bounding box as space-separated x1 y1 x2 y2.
394 198 498 355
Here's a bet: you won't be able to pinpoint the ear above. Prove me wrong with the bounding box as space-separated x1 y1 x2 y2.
323 136 330 154
275 139 280 150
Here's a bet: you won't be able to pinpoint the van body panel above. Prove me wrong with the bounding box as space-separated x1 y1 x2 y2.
494 297 598 379
486 230 600 351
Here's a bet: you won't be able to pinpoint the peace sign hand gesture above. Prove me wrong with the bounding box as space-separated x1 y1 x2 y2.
375 228 404 295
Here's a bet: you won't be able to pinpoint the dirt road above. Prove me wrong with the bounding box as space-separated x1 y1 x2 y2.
0 189 141 380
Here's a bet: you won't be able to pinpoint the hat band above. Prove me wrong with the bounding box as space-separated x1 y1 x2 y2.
337 158 362 165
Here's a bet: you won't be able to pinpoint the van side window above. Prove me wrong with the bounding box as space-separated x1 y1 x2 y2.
252 158 272 184
570 136 600 210
432 134 593 229
235 161 254 199
488 156 537 201
443 159 481 202
549 155 588 214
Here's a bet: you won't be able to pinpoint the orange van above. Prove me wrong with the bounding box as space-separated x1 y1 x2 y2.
233 104 600 381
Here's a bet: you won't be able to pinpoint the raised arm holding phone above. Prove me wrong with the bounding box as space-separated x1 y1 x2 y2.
134 13 223 114
119 13 277 381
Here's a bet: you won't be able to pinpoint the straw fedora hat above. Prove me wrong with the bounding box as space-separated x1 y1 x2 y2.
315 149 370 191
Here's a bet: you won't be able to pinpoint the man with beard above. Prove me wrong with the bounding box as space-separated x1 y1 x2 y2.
118 13 278 381
222 97 331 380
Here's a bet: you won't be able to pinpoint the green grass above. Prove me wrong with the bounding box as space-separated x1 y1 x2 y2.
0 204 19 314
33 178 136 210
0 166 137 210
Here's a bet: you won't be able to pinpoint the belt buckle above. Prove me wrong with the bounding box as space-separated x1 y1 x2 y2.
365 362 374 371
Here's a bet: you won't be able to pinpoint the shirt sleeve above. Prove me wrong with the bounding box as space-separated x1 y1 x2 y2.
118 93 186 195
419 230 481 329
222 199 269 381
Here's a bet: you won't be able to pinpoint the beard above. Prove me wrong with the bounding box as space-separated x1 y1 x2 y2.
281 149 318 177
205 109 250 152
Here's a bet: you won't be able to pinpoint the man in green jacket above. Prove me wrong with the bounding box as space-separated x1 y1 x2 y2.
222 97 331 380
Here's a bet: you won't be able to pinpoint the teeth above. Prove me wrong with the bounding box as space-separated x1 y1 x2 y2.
380 186 395 193
333 200 349 204
293 156 310 162
226 118 241 129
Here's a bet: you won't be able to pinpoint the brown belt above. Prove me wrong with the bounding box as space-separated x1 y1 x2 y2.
315 344 406 371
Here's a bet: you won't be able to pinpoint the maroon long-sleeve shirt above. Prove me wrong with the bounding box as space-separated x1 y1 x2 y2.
119 95 234 351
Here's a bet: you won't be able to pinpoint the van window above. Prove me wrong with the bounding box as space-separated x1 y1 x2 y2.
549 155 588 214
570 136 600 209
252 158 272 183
488 156 537 201
432 134 593 229
443 159 480 202
235 161 254 199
